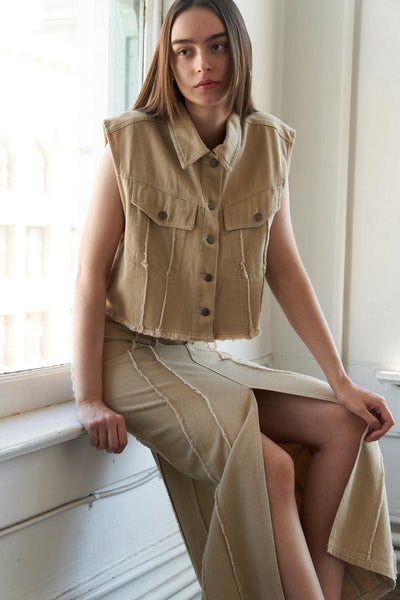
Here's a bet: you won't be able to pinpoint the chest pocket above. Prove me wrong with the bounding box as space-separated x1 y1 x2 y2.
129 181 198 272
221 185 282 275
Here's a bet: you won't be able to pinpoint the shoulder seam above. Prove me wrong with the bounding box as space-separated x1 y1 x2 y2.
104 114 158 134
244 117 295 145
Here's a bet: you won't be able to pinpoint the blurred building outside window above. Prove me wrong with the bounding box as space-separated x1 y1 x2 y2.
0 0 146 374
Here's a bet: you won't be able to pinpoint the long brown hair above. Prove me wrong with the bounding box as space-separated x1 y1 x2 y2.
133 0 256 123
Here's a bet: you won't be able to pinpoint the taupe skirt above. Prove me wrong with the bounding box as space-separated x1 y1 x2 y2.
102 318 396 600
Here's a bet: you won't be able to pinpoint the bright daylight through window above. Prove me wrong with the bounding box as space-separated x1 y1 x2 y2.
0 0 145 374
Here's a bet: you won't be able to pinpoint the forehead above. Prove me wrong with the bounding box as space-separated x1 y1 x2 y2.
171 7 225 42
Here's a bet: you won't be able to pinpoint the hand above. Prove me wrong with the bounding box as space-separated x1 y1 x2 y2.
76 400 128 454
335 379 395 442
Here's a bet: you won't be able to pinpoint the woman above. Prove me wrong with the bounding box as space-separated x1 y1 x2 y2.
73 1 396 598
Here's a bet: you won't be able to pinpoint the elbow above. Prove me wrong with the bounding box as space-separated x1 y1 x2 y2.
74 263 107 297
265 259 306 298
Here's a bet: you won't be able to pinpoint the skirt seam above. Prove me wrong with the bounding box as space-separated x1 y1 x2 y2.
151 345 233 451
127 349 219 485
214 488 246 600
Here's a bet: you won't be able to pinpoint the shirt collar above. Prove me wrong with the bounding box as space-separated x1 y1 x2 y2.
168 104 242 172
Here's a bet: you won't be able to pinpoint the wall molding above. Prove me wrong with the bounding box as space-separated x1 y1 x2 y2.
53 532 201 600
0 467 159 538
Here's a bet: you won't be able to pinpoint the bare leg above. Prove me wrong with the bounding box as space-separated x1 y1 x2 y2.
260 433 325 600
255 390 366 600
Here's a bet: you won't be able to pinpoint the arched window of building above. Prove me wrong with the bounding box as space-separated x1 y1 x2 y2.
34 143 50 194
0 141 14 191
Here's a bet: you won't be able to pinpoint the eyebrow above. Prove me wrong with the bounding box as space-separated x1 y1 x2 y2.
171 32 227 46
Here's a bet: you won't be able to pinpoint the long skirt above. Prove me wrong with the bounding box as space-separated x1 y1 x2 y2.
102 318 397 600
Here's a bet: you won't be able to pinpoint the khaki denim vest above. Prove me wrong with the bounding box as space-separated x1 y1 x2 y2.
103 106 295 341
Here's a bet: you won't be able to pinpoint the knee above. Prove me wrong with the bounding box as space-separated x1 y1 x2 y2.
261 434 295 498
324 404 366 450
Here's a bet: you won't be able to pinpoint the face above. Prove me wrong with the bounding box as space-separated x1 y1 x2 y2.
170 7 231 114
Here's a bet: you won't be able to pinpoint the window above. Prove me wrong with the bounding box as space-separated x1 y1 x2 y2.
0 315 13 369
26 226 50 277
0 0 148 377
108 0 146 114
0 142 13 191
34 143 50 194
0 225 14 278
24 311 50 365
70 227 79 273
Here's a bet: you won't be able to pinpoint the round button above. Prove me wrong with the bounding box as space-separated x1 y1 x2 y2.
204 273 213 282
207 201 216 211
209 158 219 168
206 235 215 245
157 210 168 221
200 308 211 316
254 212 263 222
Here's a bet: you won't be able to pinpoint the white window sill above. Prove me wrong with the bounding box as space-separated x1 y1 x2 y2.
0 400 85 462
0 363 74 418
377 371 400 386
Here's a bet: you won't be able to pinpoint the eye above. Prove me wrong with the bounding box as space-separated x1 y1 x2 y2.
211 43 227 52
177 48 191 57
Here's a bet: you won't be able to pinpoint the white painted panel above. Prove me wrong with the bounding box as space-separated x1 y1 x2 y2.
0 475 198 600
234 0 282 113
345 0 400 365
379 435 400 519
269 0 356 376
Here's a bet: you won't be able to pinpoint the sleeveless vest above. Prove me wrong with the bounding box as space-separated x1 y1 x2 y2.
103 106 295 341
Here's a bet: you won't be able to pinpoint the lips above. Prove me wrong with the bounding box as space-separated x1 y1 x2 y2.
195 79 219 89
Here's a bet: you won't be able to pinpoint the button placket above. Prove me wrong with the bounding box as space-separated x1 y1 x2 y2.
192 155 223 334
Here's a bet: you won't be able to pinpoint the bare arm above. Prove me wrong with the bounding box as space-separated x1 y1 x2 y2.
266 182 394 441
73 145 127 453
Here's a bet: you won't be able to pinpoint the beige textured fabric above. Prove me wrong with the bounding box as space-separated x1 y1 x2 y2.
102 319 397 600
101 106 396 597
103 106 295 341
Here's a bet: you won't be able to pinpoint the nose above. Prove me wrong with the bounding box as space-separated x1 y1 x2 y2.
196 49 211 72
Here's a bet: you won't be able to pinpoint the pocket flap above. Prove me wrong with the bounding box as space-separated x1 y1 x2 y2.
223 186 281 231
131 181 198 230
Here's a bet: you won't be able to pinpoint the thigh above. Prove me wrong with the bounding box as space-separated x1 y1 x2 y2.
254 389 365 449
103 341 259 484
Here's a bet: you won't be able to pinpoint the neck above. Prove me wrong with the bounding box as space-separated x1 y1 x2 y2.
185 101 229 149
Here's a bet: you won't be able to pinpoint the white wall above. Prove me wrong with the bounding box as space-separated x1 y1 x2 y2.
267 0 356 376
344 0 400 368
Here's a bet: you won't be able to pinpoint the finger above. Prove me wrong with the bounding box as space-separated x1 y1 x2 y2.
358 408 381 432
364 405 394 442
106 421 120 453
87 425 100 448
97 423 108 450
115 418 128 453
